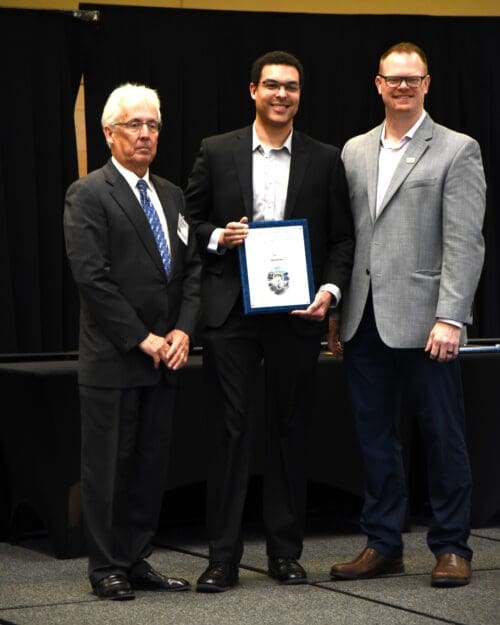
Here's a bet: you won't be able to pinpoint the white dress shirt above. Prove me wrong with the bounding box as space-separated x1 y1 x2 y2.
112 156 171 249
251 125 292 222
376 111 426 217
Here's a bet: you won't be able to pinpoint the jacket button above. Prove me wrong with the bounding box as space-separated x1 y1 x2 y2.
366 269 370 275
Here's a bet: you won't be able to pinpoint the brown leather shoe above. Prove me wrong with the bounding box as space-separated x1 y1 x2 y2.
330 547 404 580
431 553 471 587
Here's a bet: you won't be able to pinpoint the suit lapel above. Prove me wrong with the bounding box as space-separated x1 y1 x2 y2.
285 131 309 219
376 115 433 219
232 127 254 220
104 161 167 279
365 124 383 222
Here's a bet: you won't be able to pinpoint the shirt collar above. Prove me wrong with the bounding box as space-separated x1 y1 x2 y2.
380 110 427 148
111 156 151 189
252 123 293 154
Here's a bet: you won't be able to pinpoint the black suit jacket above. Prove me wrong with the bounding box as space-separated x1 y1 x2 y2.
64 160 201 387
184 126 353 335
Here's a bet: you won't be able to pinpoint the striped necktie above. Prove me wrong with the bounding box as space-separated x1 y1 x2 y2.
137 179 172 278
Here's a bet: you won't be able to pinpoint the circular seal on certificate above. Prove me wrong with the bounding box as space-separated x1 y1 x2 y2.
267 267 289 295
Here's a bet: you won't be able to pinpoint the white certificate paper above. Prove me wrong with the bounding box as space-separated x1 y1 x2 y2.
238 219 314 314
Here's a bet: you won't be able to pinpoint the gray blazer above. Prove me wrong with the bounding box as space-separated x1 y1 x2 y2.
340 114 486 348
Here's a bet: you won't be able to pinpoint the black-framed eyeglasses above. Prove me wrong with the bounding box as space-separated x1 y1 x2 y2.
111 119 162 133
259 80 301 93
377 75 427 88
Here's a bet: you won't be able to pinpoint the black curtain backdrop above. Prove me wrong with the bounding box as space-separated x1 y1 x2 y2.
0 9 88 353
1 6 499 353
80 5 500 340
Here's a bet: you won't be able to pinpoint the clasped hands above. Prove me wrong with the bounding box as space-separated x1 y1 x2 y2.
139 329 189 370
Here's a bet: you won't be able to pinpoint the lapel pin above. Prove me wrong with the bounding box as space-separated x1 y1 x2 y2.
406 157 416 163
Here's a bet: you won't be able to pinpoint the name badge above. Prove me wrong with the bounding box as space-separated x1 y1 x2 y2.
406 157 416 164
177 213 189 245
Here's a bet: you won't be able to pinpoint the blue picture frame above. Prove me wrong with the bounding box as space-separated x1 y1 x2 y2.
238 219 315 315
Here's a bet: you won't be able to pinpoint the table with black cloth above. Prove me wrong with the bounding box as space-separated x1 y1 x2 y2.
0 349 499 557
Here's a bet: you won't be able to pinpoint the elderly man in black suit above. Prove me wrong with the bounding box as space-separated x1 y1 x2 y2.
185 50 354 592
64 83 200 600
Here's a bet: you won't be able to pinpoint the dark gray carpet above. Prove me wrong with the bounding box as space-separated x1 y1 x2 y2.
1 525 499 625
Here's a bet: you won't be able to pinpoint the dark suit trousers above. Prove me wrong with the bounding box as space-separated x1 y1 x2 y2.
79 379 175 583
203 304 321 564
343 297 472 560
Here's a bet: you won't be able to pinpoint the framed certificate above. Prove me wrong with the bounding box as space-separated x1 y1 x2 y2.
238 219 315 315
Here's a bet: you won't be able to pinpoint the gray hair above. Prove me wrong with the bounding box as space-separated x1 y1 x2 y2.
101 83 161 127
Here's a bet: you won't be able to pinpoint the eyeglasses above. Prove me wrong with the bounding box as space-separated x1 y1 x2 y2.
259 80 301 93
377 75 428 88
111 119 162 133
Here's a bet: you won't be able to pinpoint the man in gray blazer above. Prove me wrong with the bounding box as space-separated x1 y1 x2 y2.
64 84 200 600
328 42 485 587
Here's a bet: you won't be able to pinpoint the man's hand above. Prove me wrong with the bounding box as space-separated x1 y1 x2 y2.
290 291 333 321
425 321 461 363
139 332 168 368
327 317 343 357
218 216 249 249
162 329 190 370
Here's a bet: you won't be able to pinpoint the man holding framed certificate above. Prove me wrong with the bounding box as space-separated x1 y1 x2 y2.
185 50 354 592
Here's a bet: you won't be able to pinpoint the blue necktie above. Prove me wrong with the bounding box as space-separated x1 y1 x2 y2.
137 179 172 278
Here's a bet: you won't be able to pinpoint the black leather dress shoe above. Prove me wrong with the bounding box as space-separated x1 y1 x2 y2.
129 568 190 591
196 562 239 592
92 574 135 601
268 558 308 585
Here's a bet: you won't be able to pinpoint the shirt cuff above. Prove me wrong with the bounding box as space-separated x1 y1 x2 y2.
438 318 463 328
208 228 226 254
319 283 341 307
